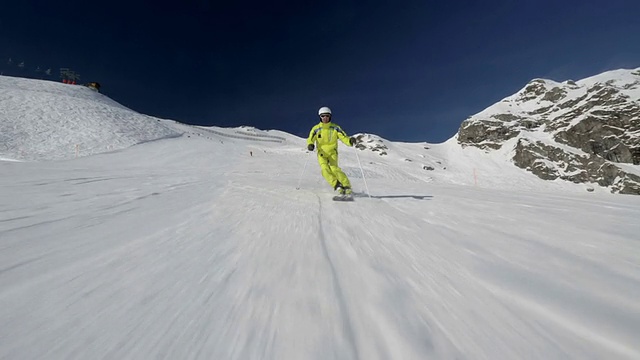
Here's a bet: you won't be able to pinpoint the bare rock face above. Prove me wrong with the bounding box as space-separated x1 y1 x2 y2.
354 134 388 156
458 68 640 195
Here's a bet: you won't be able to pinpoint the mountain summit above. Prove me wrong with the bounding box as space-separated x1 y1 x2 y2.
458 68 640 194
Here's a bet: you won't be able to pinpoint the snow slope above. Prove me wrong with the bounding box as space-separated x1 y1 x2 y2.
0 76 181 161
1 76 639 359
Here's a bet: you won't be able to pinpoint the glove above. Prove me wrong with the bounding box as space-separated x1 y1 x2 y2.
307 144 314 151
349 137 356 146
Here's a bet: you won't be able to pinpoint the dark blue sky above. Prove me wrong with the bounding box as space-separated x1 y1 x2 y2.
2 1 639 142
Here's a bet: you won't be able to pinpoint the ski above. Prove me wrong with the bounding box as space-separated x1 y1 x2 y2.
332 194 354 201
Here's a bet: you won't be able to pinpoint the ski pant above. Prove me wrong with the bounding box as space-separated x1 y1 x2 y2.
317 151 351 189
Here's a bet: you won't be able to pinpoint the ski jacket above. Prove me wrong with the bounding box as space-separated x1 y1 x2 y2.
307 121 351 155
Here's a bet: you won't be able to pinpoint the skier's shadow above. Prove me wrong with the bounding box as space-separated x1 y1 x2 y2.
354 193 433 200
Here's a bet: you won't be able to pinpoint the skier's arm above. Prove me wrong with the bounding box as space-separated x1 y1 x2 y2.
336 126 352 146
307 126 318 145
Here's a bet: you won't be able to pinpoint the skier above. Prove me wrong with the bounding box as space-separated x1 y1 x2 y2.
306 106 357 196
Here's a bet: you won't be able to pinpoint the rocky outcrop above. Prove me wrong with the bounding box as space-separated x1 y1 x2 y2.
457 68 640 194
354 134 388 155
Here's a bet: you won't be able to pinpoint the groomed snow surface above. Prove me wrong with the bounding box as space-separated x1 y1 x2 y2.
1 76 639 359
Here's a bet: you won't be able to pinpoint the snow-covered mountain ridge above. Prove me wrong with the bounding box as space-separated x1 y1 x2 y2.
0 76 182 161
2 72 639 195
458 68 640 194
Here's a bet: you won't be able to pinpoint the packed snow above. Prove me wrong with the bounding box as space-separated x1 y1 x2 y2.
1 75 639 359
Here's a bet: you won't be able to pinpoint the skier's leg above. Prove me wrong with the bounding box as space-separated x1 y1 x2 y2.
328 153 351 188
318 154 339 188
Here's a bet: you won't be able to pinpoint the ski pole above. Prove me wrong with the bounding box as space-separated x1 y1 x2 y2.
296 150 311 190
353 145 371 198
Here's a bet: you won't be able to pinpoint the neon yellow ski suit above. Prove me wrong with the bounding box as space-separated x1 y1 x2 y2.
307 121 352 189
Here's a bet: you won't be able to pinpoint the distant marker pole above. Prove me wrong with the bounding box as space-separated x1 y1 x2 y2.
473 168 477 186
75 144 79 158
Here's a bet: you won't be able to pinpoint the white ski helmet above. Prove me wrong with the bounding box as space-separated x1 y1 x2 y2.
318 106 332 116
